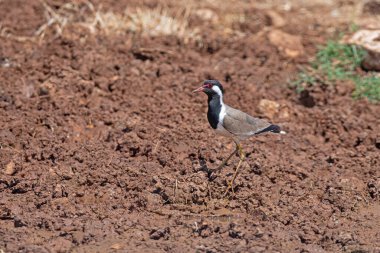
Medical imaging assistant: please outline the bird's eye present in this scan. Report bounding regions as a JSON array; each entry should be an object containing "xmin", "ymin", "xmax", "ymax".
[{"xmin": 204, "ymin": 83, "xmax": 212, "ymax": 89}]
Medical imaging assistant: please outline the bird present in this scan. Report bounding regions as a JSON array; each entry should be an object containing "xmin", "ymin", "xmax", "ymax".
[{"xmin": 193, "ymin": 80, "xmax": 285, "ymax": 196}]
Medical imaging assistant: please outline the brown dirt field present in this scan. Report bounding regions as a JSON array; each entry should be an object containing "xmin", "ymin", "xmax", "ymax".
[{"xmin": 1, "ymin": 0, "xmax": 379, "ymax": 252}]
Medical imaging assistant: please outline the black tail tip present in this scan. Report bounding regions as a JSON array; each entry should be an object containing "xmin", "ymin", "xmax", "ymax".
[
  {"xmin": 268, "ymin": 124, "xmax": 281, "ymax": 133},
  {"xmin": 255, "ymin": 124, "xmax": 281, "ymax": 135}
]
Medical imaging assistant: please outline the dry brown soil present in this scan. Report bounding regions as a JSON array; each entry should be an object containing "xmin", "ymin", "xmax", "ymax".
[{"xmin": 0, "ymin": 0, "xmax": 379, "ymax": 252}]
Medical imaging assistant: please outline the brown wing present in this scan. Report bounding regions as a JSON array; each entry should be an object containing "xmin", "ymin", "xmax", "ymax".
[{"xmin": 223, "ymin": 105, "xmax": 271, "ymax": 137}]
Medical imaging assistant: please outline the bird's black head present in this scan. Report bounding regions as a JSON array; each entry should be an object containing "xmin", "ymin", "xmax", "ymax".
[{"xmin": 193, "ymin": 80, "xmax": 224, "ymax": 97}]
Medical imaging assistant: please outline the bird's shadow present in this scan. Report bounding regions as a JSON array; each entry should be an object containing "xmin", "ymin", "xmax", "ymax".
[
  {"xmin": 189, "ymin": 153, "xmax": 216, "ymax": 181},
  {"xmin": 190, "ymin": 150, "xmax": 254, "ymax": 182},
  {"xmin": 198, "ymin": 157, "xmax": 216, "ymax": 181}
]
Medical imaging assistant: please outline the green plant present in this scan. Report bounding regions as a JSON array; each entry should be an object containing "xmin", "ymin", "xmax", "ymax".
[
  {"xmin": 314, "ymin": 41, "xmax": 365, "ymax": 80},
  {"xmin": 353, "ymin": 76, "xmax": 380, "ymax": 102},
  {"xmin": 349, "ymin": 22, "xmax": 359, "ymax": 33},
  {"xmin": 291, "ymin": 72, "xmax": 316, "ymax": 92},
  {"xmin": 292, "ymin": 39, "xmax": 380, "ymax": 102}
]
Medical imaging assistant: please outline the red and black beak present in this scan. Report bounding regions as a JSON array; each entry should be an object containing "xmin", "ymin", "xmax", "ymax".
[{"xmin": 192, "ymin": 85, "xmax": 205, "ymax": 93}]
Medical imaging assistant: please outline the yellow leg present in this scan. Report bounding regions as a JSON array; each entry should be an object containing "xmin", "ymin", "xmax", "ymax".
[
  {"xmin": 213, "ymin": 143, "xmax": 239, "ymax": 172},
  {"xmin": 224, "ymin": 144, "xmax": 245, "ymax": 197}
]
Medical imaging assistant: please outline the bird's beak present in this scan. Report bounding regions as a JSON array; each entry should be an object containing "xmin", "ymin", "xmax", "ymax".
[{"xmin": 192, "ymin": 86, "xmax": 204, "ymax": 93}]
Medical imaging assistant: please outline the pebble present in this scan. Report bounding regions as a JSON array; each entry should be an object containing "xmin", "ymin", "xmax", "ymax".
[{"xmin": 4, "ymin": 161, "xmax": 16, "ymax": 175}]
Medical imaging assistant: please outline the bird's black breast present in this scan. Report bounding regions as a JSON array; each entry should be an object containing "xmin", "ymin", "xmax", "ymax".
[{"xmin": 207, "ymin": 95, "xmax": 221, "ymax": 129}]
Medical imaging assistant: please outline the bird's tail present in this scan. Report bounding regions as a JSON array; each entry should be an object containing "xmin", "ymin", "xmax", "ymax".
[
  {"xmin": 270, "ymin": 125, "xmax": 286, "ymax": 134},
  {"xmin": 266, "ymin": 124, "xmax": 287, "ymax": 135},
  {"xmin": 255, "ymin": 124, "xmax": 279, "ymax": 135},
  {"xmin": 268, "ymin": 124, "xmax": 281, "ymax": 133},
  {"xmin": 255, "ymin": 124, "xmax": 287, "ymax": 135}
]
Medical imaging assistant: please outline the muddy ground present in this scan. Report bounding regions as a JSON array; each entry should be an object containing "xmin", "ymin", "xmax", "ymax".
[{"xmin": 0, "ymin": 0, "xmax": 379, "ymax": 252}]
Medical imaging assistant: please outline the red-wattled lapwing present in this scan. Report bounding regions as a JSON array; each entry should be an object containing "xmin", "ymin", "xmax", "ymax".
[{"xmin": 193, "ymin": 80, "xmax": 284, "ymax": 196}]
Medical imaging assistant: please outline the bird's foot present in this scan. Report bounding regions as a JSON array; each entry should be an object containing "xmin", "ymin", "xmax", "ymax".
[{"xmin": 208, "ymin": 163, "xmax": 226, "ymax": 181}]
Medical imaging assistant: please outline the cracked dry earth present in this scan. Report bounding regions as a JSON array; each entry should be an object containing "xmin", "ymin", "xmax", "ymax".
[{"xmin": 1, "ymin": 0, "xmax": 380, "ymax": 252}]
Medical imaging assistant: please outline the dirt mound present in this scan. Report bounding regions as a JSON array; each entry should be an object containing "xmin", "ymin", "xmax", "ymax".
[{"xmin": 1, "ymin": 0, "xmax": 379, "ymax": 252}]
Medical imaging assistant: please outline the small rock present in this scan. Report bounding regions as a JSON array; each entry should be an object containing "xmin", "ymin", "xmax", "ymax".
[
  {"xmin": 4, "ymin": 161, "xmax": 16, "ymax": 175},
  {"xmin": 268, "ymin": 30, "xmax": 305, "ymax": 58},
  {"xmin": 110, "ymin": 243, "xmax": 124, "ymax": 250},
  {"xmin": 363, "ymin": 1, "xmax": 380, "ymax": 15},
  {"xmin": 258, "ymin": 99, "xmax": 280, "ymax": 119},
  {"xmin": 368, "ymin": 179, "xmax": 380, "ymax": 199},
  {"xmin": 60, "ymin": 166, "xmax": 74, "ymax": 180},
  {"xmin": 346, "ymin": 30, "xmax": 380, "ymax": 71},
  {"xmin": 38, "ymin": 81, "xmax": 56, "ymax": 96},
  {"xmin": 336, "ymin": 232, "xmax": 353, "ymax": 246},
  {"xmin": 339, "ymin": 176, "xmax": 366, "ymax": 192},
  {"xmin": 75, "ymin": 190, "xmax": 84, "ymax": 197},
  {"xmin": 0, "ymin": 57, "xmax": 11, "ymax": 68},
  {"xmin": 0, "ymin": 206, "xmax": 12, "ymax": 219},
  {"xmin": 52, "ymin": 184, "xmax": 68, "ymax": 198},
  {"xmin": 228, "ymin": 223, "xmax": 244, "ymax": 239},
  {"xmin": 229, "ymin": 229, "xmax": 243, "ymax": 239},
  {"xmin": 14, "ymin": 98, "xmax": 23, "ymax": 108},
  {"xmin": 130, "ymin": 67, "xmax": 141, "ymax": 76},
  {"xmin": 195, "ymin": 8, "xmax": 219, "ymax": 22},
  {"xmin": 375, "ymin": 137, "xmax": 380, "ymax": 149},
  {"xmin": 14, "ymin": 217, "xmax": 27, "ymax": 228},
  {"xmin": 265, "ymin": 10, "xmax": 286, "ymax": 27},
  {"xmin": 149, "ymin": 227, "xmax": 170, "ymax": 240},
  {"xmin": 278, "ymin": 105, "xmax": 290, "ymax": 120},
  {"xmin": 362, "ymin": 51, "xmax": 380, "ymax": 71},
  {"xmin": 255, "ymin": 227, "xmax": 265, "ymax": 238},
  {"xmin": 299, "ymin": 233, "xmax": 313, "ymax": 244},
  {"xmin": 157, "ymin": 156, "xmax": 167, "ymax": 167}
]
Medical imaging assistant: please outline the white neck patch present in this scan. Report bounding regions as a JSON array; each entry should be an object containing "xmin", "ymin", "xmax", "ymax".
[
  {"xmin": 212, "ymin": 85, "xmax": 226, "ymax": 122},
  {"xmin": 212, "ymin": 85, "xmax": 223, "ymax": 97}
]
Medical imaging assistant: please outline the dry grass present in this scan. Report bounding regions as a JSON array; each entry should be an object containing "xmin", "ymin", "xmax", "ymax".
[
  {"xmin": 35, "ymin": 1, "xmax": 81, "ymax": 39},
  {"xmin": 0, "ymin": 1, "xmax": 84, "ymax": 42},
  {"xmin": 126, "ymin": 7, "xmax": 198, "ymax": 40},
  {"xmin": 0, "ymin": 0, "xmax": 260, "ymax": 43},
  {"xmin": 0, "ymin": 24, "xmax": 34, "ymax": 42},
  {"xmin": 0, "ymin": 0, "xmax": 371, "ymax": 43},
  {"xmin": 0, "ymin": 0, "xmax": 254, "ymax": 43},
  {"xmin": 0, "ymin": 1, "xmax": 200, "ymax": 43},
  {"xmin": 82, "ymin": 4, "xmax": 199, "ymax": 42}
]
